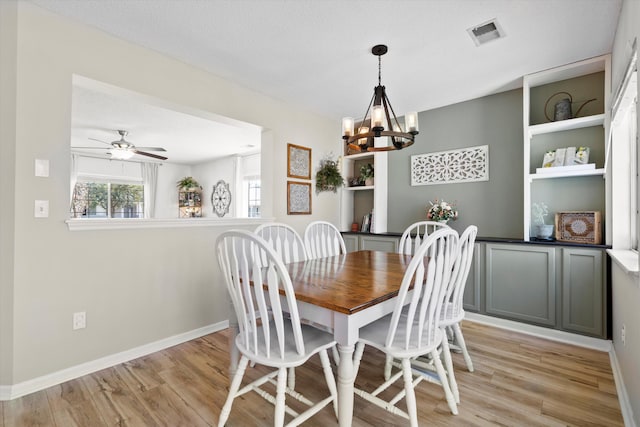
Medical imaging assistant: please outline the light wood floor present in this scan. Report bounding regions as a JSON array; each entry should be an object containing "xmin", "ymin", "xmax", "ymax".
[{"xmin": 1, "ymin": 322, "xmax": 624, "ymax": 426}]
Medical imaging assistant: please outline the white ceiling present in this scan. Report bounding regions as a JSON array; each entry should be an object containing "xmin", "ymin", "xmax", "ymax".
[{"xmin": 31, "ymin": 0, "xmax": 622, "ymax": 163}]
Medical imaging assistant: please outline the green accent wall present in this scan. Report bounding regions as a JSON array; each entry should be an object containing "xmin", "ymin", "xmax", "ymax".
[{"xmin": 388, "ymin": 89, "xmax": 524, "ymax": 238}]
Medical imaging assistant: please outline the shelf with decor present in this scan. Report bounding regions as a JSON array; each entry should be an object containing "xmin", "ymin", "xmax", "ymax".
[
  {"xmin": 339, "ymin": 150, "xmax": 388, "ymax": 233},
  {"xmin": 523, "ymin": 54, "xmax": 610, "ymax": 242},
  {"xmin": 178, "ymin": 190, "xmax": 202, "ymax": 218}
]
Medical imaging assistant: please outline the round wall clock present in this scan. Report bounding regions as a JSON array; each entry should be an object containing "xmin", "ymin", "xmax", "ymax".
[{"xmin": 211, "ymin": 180, "xmax": 231, "ymax": 217}]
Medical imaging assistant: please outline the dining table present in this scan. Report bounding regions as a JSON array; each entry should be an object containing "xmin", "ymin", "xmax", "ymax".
[{"xmin": 281, "ymin": 250, "xmax": 415, "ymax": 427}]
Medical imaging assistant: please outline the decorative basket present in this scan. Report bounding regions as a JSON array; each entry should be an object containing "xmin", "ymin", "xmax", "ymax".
[{"xmin": 554, "ymin": 211, "xmax": 602, "ymax": 244}]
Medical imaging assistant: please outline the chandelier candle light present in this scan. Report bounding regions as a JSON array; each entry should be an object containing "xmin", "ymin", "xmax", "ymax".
[{"xmin": 342, "ymin": 45, "xmax": 419, "ymax": 152}]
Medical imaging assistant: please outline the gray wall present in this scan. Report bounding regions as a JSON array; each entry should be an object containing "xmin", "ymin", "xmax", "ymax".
[{"xmin": 388, "ymin": 89, "xmax": 524, "ymax": 238}]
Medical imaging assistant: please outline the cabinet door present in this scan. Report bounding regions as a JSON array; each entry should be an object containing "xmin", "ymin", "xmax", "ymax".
[
  {"xmin": 463, "ymin": 243, "xmax": 482, "ymax": 312},
  {"xmin": 486, "ymin": 244, "xmax": 556, "ymax": 326},
  {"xmin": 359, "ymin": 235, "xmax": 398, "ymax": 253},
  {"xmin": 561, "ymin": 248, "xmax": 604, "ymax": 337},
  {"xmin": 342, "ymin": 234, "xmax": 359, "ymax": 253}
]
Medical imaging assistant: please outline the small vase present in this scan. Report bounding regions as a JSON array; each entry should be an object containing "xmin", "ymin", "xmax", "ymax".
[
  {"xmin": 438, "ymin": 220, "xmax": 449, "ymax": 224},
  {"xmin": 365, "ymin": 177, "xmax": 374, "ymax": 186}
]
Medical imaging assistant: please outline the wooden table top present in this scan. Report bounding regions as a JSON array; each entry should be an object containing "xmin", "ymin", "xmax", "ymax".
[{"xmin": 284, "ymin": 250, "xmax": 416, "ymax": 315}]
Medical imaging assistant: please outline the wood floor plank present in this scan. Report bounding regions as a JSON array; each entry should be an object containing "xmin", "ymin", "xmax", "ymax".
[
  {"xmin": 45, "ymin": 378, "xmax": 92, "ymax": 413},
  {"xmin": 137, "ymin": 383, "xmax": 209, "ymax": 426},
  {"xmin": 83, "ymin": 367, "xmax": 161, "ymax": 426},
  {"xmin": 3, "ymin": 390, "xmax": 55, "ymax": 427},
  {"xmin": 0, "ymin": 321, "xmax": 624, "ymax": 427},
  {"xmin": 50, "ymin": 400, "xmax": 106, "ymax": 427}
]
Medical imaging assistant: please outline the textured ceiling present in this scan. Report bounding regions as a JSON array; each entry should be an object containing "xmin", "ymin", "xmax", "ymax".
[{"xmin": 29, "ymin": 0, "xmax": 622, "ymax": 163}]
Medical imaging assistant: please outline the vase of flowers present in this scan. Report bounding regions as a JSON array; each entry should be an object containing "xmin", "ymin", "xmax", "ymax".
[{"xmin": 427, "ymin": 199, "xmax": 458, "ymax": 223}]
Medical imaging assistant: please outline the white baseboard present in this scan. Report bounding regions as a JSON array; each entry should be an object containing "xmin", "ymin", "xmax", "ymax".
[
  {"xmin": 610, "ymin": 348, "xmax": 638, "ymax": 427},
  {"xmin": 465, "ymin": 312, "xmax": 612, "ymax": 352},
  {"xmin": 0, "ymin": 320, "xmax": 228, "ymax": 401}
]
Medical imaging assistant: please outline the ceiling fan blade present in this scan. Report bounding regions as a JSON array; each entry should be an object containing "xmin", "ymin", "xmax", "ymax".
[
  {"xmin": 72, "ymin": 146, "xmax": 110, "ymax": 149},
  {"xmin": 133, "ymin": 147, "xmax": 167, "ymax": 152},
  {"xmin": 88, "ymin": 138, "xmax": 113, "ymax": 146},
  {"xmin": 134, "ymin": 150, "xmax": 168, "ymax": 160}
]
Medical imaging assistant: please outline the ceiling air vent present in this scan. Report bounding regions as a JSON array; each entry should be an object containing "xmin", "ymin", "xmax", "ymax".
[{"xmin": 467, "ymin": 19, "xmax": 505, "ymax": 46}]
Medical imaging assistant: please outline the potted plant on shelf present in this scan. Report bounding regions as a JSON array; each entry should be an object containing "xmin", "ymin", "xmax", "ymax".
[
  {"xmin": 176, "ymin": 176, "xmax": 201, "ymax": 191},
  {"xmin": 532, "ymin": 202, "xmax": 554, "ymax": 240},
  {"xmin": 360, "ymin": 163, "xmax": 374, "ymax": 186},
  {"xmin": 315, "ymin": 157, "xmax": 344, "ymax": 194}
]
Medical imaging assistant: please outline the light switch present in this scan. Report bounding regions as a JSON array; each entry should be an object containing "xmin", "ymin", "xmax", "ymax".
[
  {"xmin": 35, "ymin": 159, "xmax": 49, "ymax": 177},
  {"xmin": 34, "ymin": 200, "xmax": 49, "ymax": 218}
]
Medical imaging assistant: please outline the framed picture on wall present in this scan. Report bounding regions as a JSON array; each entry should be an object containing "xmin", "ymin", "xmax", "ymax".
[
  {"xmin": 287, "ymin": 181, "xmax": 312, "ymax": 215},
  {"xmin": 287, "ymin": 143, "xmax": 312, "ymax": 180}
]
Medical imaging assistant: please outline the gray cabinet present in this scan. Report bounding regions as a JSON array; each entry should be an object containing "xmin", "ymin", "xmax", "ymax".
[
  {"xmin": 342, "ymin": 233, "xmax": 399, "ymax": 253},
  {"xmin": 561, "ymin": 248, "xmax": 604, "ymax": 336},
  {"xmin": 462, "ymin": 243, "xmax": 482, "ymax": 312},
  {"xmin": 343, "ymin": 234, "xmax": 359, "ymax": 253},
  {"xmin": 359, "ymin": 235, "xmax": 398, "ymax": 252},
  {"xmin": 485, "ymin": 244, "xmax": 556, "ymax": 326},
  {"xmin": 463, "ymin": 241, "xmax": 608, "ymax": 338}
]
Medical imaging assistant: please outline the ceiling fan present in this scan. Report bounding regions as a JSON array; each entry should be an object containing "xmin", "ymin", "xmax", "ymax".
[{"xmin": 73, "ymin": 130, "xmax": 168, "ymax": 160}]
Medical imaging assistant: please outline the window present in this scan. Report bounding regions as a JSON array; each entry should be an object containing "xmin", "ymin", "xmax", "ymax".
[
  {"xmin": 611, "ymin": 62, "xmax": 638, "ymax": 251},
  {"xmin": 71, "ymin": 180, "xmax": 144, "ymax": 218},
  {"xmin": 247, "ymin": 179, "xmax": 261, "ymax": 218}
]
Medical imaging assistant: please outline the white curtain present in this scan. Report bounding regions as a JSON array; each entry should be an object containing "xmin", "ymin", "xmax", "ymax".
[
  {"xmin": 69, "ymin": 153, "xmax": 79, "ymax": 214},
  {"xmin": 142, "ymin": 162, "xmax": 159, "ymax": 218}
]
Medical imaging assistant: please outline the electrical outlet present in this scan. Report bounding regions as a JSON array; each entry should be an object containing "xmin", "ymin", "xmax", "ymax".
[
  {"xmin": 73, "ymin": 311, "xmax": 86, "ymax": 330},
  {"xmin": 621, "ymin": 324, "xmax": 626, "ymax": 346}
]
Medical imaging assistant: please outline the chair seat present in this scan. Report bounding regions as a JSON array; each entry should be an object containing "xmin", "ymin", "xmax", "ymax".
[
  {"xmin": 236, "ymin": 321, "xmax": 336, "ymax": 368},
  {"xmin": 358, "ymin": 309, "xmax": 444, "ymax": 360}
]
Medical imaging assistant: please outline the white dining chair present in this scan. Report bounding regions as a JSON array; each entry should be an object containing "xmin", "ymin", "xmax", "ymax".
[
  {"xmin": 255, "ymin": 223, "xmax": 308, "ymax": 263},
  {"xmin": 352, "ymin": 228, "xmax": 460, "ymax": 425},
  {"xmin": 400, "ymin": 225, "xmax": 477, "ymax": 409},
  {"xmin": 216, "ymin": 230, "xmax": 338, "ymax": 427},
  {"xmin": 255, "ymin": 222, "xmax": 310, "ymax": 388},
  {"xmin": 398, "ymin": 220, "xmax": 450, "ymax": 255},
  {"xmin": 303, "ymin": 221, "xmax": 347, "ymax": 260},
  {"xmin": 439, "ymin": 225, "xmax": 478, "ymax": 372},
  {"xmin": 384, "ymin": 219, "xmax": 452, "ymax": 380}
]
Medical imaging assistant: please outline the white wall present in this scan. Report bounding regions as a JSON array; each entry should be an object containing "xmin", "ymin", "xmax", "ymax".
[
  {"xmin": 0, "ymin": 0, "xmax": 18, "ymax": 388},
  {"xmin": 0, "ymin": 1, "xmax": 339, "ymax": 389},
  {"xmin": 611, "ymin": 0, "xmax": 640, "ymax": 423},
  {"xmin": 192, "ymin": 157, "xmax": 236, "ymax": 218}
]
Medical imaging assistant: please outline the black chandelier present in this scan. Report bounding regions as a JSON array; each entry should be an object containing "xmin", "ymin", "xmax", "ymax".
[{"xmin": 342, "ymin": 44, "xmax": 419, "ymax": 152}]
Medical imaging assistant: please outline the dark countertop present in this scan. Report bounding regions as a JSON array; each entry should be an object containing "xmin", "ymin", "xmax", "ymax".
[{"xmin": 341, "ymin": 231, "xmax": 611, "ymax": 249}]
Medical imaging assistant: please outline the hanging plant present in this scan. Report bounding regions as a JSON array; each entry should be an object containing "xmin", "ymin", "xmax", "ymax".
[{"xmin": 315, "ymin": 156, "xmax": 344, "ymax": 194}]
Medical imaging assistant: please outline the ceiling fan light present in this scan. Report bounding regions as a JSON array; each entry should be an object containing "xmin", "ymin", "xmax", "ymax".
[{"xmin": 111, "ymin": 149, "xmax": 134, "ymax": 160}]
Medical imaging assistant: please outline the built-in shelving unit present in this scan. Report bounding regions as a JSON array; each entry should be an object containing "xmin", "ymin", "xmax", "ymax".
[
  {"xmin": 339, "ymin": 150, "xmax": 388, "ymax": 233},
  {"xmin": 523, "ymin": 54, "xmax": 611, "ymax": 241},
  {"xmin": 179, "ymin": 190, "xmax": 202, "ymax": 218}
]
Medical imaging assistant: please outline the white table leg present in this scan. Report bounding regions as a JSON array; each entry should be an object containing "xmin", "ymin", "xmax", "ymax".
[{"xmin": 337, "ymin": 343, "xmax": 355, "ymax": 427}]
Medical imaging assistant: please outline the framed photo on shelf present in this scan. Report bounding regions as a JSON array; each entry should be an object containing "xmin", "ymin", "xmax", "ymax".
[
  {"xmin": 287, "ymin": 181, "xmax": 312, "ymax": 215},
  {"xmin": 287, "ymin": 143, "xmax": 312, "ymax": 180}
]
